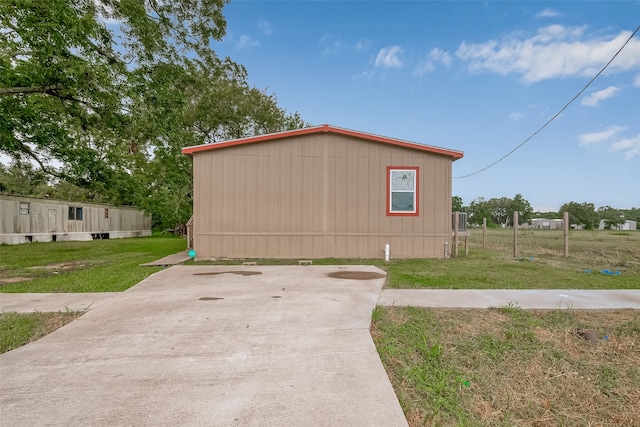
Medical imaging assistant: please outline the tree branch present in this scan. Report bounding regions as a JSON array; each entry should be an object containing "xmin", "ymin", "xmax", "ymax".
[
  {"xmin": 19, "ymin": 144, "xmax": 63, "ymax": 179},
  {"xmin": 7, "ymin": 51, "xmax": 32, "ymax": 61},
  {"xmin": 0, "ymin": 84, "xmax": 99, "ymax": 111},
  {"xmin": 0, "ymin": 84, "xmax": 63, "ymax": 96},
  {"xmin": 85, "ymin": 37, "xmax": 121, "ymax": 65},
  {"xmin": 47, "ymin": 90, "xmax": 94, "ymax": 108}
]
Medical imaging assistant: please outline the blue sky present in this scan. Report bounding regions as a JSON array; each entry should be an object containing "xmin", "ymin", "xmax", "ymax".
[{"xmin": 213, "ymin": 1, "xmax": 640, "ymax": 212}]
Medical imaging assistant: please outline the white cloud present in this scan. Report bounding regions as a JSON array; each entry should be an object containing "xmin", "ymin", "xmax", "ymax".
[
  {"xmin": 610, "ymin": 134, "xmax": 640, "ymax": 159},
  {"xmin": 413, "ymin": 61, "xmax": 434, "ymax": 78},
  {"xmin": 353, "ymin": 70, "xmax": 374, "ymax": 81},
  {"xmin": 633, "ymin": 73, "xmax": 640, "ymax": 87},
  {"xmin": 236, "ymin": 35, "xmax": 259, "ymax": 49},
  {"xmin": 581, "ymin": 86, "xmax": 620, "ymax": 107},
  {"xmin": 354, "ymin": 40, "xmax": 372, "ymax": 52},
  {"xmin": 579, "ymin": 125, "xmax": 625, "ymax": 145},
  {"xmin": 413, "ymin": 48, "xmax": 451, "ymax": 77},
  {"xmin": 320, "ymin": 34, "xmax": 371, "ymax": 54},
  {"xmin": 536, "ymin": 9, "xmax": 559, "ymax": 18},
  {"xmin": 430, "ymin": 47, "xmax": 452, "ymax": 66},
  {"xmin": 319, "ymin": 34, "xmax": 344, "ymax": 54},
  {"xmin": 509, "ymin": 111, "xmax": 526, "ymax": 121},
  {"xmin": 375, "ymin": 45, "xmax": 404, "ymax": 69},
  {"xmin": 258, "ymin": 20, "xmax": 272, "ymax": 36},
  {"xmin": 580, "ymin": 126, "xmax": 639, "ymax": 159},
  {"xmin": 457, "ymin": 25, "xmax": 640, "ymax": 83}
]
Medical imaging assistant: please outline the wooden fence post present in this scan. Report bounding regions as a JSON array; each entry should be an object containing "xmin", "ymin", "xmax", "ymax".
[
  {"xmin": 465, "ymin": 236, "xmax": 469, "ymax": 257},
  {"xmin": 563, "ymin": 211, "xmax": 569, "ymax": 257},
  {"xmin": 454, "ymin": 211, "xmax": 459, "ymax": 257},
  {"xmin": 513, "ymin": 211, "xmax": 519, "ymax": 259},
  {"xmin": 482, "ymin": 218, "xmax": 486, "ymax": 247}
]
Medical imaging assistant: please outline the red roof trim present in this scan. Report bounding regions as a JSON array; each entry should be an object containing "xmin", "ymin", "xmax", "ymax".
[{"xmin": 182, "ymin": 124, "xmax": 463, "ymax": 160}]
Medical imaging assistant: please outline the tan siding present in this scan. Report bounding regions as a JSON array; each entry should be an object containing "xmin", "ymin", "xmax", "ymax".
[{"xmin": 192, "ymin": 132, "xmax": 456, "ymax": 259}]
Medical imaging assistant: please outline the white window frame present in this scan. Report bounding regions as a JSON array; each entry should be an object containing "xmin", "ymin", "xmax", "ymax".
[
  {"xmin": 387, "ymin": 167, "xmax": 419, "ymax": 216},
  {"xmin": 19, "ymin": 202, "xmax": 31, "ymax": 215}
]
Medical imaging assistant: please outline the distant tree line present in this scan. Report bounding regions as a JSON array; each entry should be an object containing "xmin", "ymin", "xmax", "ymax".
[{"xmin": 453, "ymin": 195, "xmax": 639, "ymax": 230}]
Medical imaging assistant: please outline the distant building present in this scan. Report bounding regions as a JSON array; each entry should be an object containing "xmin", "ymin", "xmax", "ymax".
[
  {"xmin": 530, "ymin": 218, "xmax": 564, "ymax": 230},
  {"xmin": 598, "ymin": 219, "xmax": 637, "ymax": 231},
  {"xmin": 0, "ymin": 195, "xmax": 151, "ymax": 245}
]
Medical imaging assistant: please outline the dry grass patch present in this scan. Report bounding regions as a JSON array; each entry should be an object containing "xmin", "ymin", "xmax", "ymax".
[
  {"xmin": 473, "ymin": 229, "xmax": 640, "ymax": 273},
  {"xmin": 372, "ymin": 306, "xmax": 640, "ymax": 426}
]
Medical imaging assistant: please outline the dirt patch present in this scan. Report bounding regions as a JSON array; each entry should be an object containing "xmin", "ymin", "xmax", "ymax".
[
  {"xmin": 193, "ymin": 271, "xmax": 262, "ymax": 276},
  {"xmin": 0, "ymin": 277, "xmax": 31, "ymax": 285},
  {"xmin": 29, "ymin": 262, "xmax": 87, "ymax": 270},
  {"xmin": 327, "ymin": 271, "xmax": 386, "ymax": 280}
]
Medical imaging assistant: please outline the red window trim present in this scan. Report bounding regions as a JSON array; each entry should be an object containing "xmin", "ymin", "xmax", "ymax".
[{"xmin": 386, "ymin": 166, "xmax": 419, "ymax": 216}]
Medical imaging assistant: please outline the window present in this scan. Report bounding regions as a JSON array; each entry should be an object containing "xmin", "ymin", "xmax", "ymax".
[
  {"xmin": 387, "ymin": 167, "xmax": 419, "ymax": 216},
  {"xmin": 68, "ymin": 206, "xmax": 83, "ymax": 220},
  {"xmin": 104, "ymin": 208, "xmax": 109, "ymax": 219},
  {"xmin": 19, "ymin": 202, "xmax": 31, "ymax": 215}
]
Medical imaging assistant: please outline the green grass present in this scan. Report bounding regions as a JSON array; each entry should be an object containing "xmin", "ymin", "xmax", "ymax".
[
  {"xmin": 3, "ymin": 230, "xmax": 637, "ymax": 292},
  {"xmin": 384, "ymin": 247, "xmax": 640, "ymax": 289},
  {"xmin": 0, "ymin": 234, "xmax": 185, "ymax": 292},
  {"xmin": 0, "ymin": 309, "xmax": 84, "ymax": 353},
  {"xmin": 371, "ymin": 306, "xmax": 640, "ymax": 426},
  {"xmin": 190, "ymin": 229, "xmax": 640, "ymax": 289},
  {"xmin": 385, "ymin": 229, "xmax": 640, "ymax": 289}
]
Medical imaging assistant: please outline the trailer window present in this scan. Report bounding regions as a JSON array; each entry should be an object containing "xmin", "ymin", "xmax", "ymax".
[
  {"xmin": 19, "ymin": 202, "xmax": 31, "ymax": 215},
  {"xmin": 69, "ymin": 206, "xmax": 83, "ymax": 220}
]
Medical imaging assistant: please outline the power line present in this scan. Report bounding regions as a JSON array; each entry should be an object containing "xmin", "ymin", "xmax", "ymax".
[
  {"xmin": 410, "ymin": 1, "xmax": 485, "ymax": 113},
  {"xmin": 412, "ymin": 1, "xmax": 511, "ymax": 114},
  {"xmin": 454, "ymin": 24, "xmax": 640, "ymax": 179},
  {"xmin": 397, "ymin": 1, "xmax": 511, "ymax": 133},
  {"xmin": 409, "ymin": 0, "xmax": 466, "ymax": 95}
]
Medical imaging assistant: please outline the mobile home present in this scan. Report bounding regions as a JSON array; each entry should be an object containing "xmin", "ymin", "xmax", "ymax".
[
  {"xmin": 182, "ymin": 124, "xmax": 463, "ymax": 259},
  {"xmin": 0, "ymin": 195, "xmax": 151, "ymax": 245}
]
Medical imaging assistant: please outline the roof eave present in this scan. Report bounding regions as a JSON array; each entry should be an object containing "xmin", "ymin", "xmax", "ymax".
[{"xmin": 181, "ymin": 124, "xmax": 464, "ymax": 160}]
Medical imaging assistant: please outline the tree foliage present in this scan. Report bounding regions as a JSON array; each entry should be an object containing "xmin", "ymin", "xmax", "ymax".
[
  {"xmin": 452, "ymin": 196, "xmax": 464, "ymax": 213},
  {"xmin": 559, "ymin": 201, "xmax": 598, "ymax": 230},
  {"xmin": 465, "ymin": 194, "xmax": 533, "ymax": 226},
  {"xmin": 1, "ymin": 0, "xmax": 308, "ymax": 229},
  {"xmin": 456, "ymin": 194, "xmax": 636, "ymax": 230},
  {"xmin": 597, "ymin": 206, "xmax": 625, "ymax": 230}
]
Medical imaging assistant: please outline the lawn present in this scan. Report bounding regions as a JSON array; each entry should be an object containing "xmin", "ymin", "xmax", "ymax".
[
  {"xmin": 189, "ymin": 229, "xmax": 640, "ymax": 289},
  {"xmin": 1, "ymin": 230, "xmax": 638, "ymax": 424},
  {"xmin": 0, "ymin": 234, "xmax": 185, "ymax": 293},
  {"xmin": 372, "ymin": 305, "xmax": 640, "ymax": 426},
  {"xmin": 0, "ymin": 309, "xmax": 85, "ymax": 353}
]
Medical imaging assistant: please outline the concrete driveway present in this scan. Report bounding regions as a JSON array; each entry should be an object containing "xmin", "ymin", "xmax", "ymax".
[{"xmin": 0, "ymin": 265, "xmax": 407, "ymax": 426}]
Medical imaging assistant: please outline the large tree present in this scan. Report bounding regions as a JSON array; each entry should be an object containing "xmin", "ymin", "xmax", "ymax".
[
  {"xmin": 509, "ymin": 193, "xmax": 534, "ymax": 225},
  {"xmin": 1, "ymin": 0, "xmax": 308, "ymax": 229},
  {"xmin": 559, "ymin": 201, "xmax": 598, "ymax": 230},
  {"xmin": 1, "ymin": 0, "xmax": 227, "ymax": 170},
  {"xmin": 467, "ymin": 197, "xmax": 492, "ymax": 226},
  {"xmin": 598, "ymin": 206, "xmax": 625, "ymax": 230}
]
